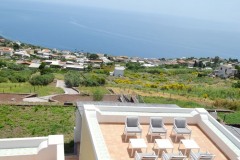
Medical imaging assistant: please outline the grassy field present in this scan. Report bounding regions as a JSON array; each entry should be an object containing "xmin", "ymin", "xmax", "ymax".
[
  {"xmin": 0, "ymin": 82, "xmax": 64, "ymax": 96},
  {"xmin": 218, "ymin": 111, "xmax": 240, "ymax": 124},
  {"xmin": 0, "ymin": 105, "xmax": 75, "ymax": 153},
  {"xmin": 143, "ymin": 96, "xmax": 240, "ymax": 123},
  {"xmin": 142, "ymin": 96, "xmax": 210, "ymax": 108},
  {"xmin": 78, "ymin": 86, "xmax": 110, "ymax": 95},
  {"xmin": 107, "ymin": 67, "xmax": 240, "ymax": 123},
  {"xmin": 109, "ymin": 68, "xmax": 239, "ymax": 106}
]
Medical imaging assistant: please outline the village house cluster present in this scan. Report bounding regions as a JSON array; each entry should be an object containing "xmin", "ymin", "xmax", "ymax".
[{"xmin": 0, "ymin": 39, "xmax": 239, "ymax": 78}]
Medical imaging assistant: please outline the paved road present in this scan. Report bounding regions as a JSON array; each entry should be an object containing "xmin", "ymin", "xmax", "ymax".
[{"xmin": 56, "ymin": 80, "xmax": 79, "ymax": 94}]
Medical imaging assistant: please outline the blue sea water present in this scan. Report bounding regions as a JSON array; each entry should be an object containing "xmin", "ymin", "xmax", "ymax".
[{"xmin": 0, "ymin": 0, "xmax": 240, "ymax": 59}]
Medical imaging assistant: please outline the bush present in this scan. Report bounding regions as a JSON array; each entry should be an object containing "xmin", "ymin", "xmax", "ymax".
[
  {"xmin": 64, "ymin": 72, "xmax": 106, "ymax": 87},
  {"xmin": 93, "ymin": 89, "xmax": 104, "ymax": 101},
  {"xmin": 126, "ymin": 62, "xmax": 144, "ymax": 70},
  {"xmin": 83, "ymin": 75, "xmax": 105, "ymax": 86},
  {"xmin": 197, "ymin": 72, "xmax": 207, "ymax": 77},
  {"xmin": 213, "ymin": 99, "xmax": 240, "ymax": 111},
  {"xmin": 232, "ymin": 81, "xmax": 240, "ymax": 88},
  {"xmin": 0, "ymin": 77, "xmax": 8, "ymax": 83},
  {"xmin": 40, "ymin": 68, "xmax": 53, "ymax": 75},
  {"xmin": 29, "ymin": 74, "xmax": 54, "ymax": 86},
  {"xmin": 15, "ymin": 74, "xmax": 28, "ymax": 82},
  {"xmin": 0, "ymin": 60, "xmax": 7, "ymax": 68},
  {"xmin": 0, "ymin": 68, "xmax": 34, "ymax": 83},
  {"xmin": 7, "ymin": 72, "xmax": 31, "ymax": 83},
  {"xmin": 8, "ymin": 76, "xmax": 18, "ymax": 83},
  {"xmin": 7, "ymin": 63, "xmax": 25, "ymax": 71},
  {"xmin": 64, "ymin": 71, "xmax": 81, "ymax": 87},
  {"xmin": 93, "ymin": 69, "xmax": 109, "ymax": 75}
]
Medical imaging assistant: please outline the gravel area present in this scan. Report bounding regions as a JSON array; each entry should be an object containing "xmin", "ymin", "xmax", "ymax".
[{"xmin": 0, "ymin": 93, "xmax": 31, "ymax": 103}]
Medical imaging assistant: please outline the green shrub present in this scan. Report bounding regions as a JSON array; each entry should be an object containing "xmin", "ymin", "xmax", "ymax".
[
  {"xmin": 0, "ymin": 77, "xmax": 8, "ymax": 83},
  {"xmin": 0, "ymin": 60, "xmax": 7, "ymax": 68},
  {"xmin": 93, "ymin": 89, "xmax": 104, "ymax": 101},
  {"xmin": 64, "ymin": 71, "xmax": 81, "ymax": 87},
  {"xmin": 7, "ymin": 63, "xmax": 25, "ymax": 71},
  {"xmin": 126, "ymin": 62, "xmax": 144, "ymax": 70},
  {"xmin": 8, "ymin": 76, "xmax": 18, "ymax": 83},
  {"xmin": 93, "ymin": 69, "xmax": 109, "ymax": 75},
  {"xmin": 40, "ymin": 68, "xmax": 53, "ymax": 75},
  {"xmin": 232, "ymin": 81, "xmax": 240, "ymax": 88},
  {"xmin": 14, "ymin": 74, "xmax": 28, "ymax": 82},
  {"xmin": 197, "ymin": 72, "xmax": 207, "ymax": 77},
  {"xmin": 82, "ymin": 75, "xmax": 106, "ymax": 86},
  {"xmin": 213, "ymin": 99, "xmax": 240, "ymax": 111},
  {"xmin": 0, "ymin": 69, "xmax": 33, "ymax": 82},
  {"xmin": 64, "ymin": 72, "xmax": 106, "ymax": 88},
  {"xmin": 29, "ymin": 74, "xmax": 54, "ymax": 86}
]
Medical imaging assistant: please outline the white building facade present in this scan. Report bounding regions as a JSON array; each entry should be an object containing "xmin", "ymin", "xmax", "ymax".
[
  {"xmin": 113, "ymin": 66, "xmax": 125, "ymax": 77},
  {"xmin": 215, "ymin": 64, "xmax": 238, "ymax": 78}
]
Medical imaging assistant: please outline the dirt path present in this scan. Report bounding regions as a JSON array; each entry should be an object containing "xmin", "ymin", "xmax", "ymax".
[{"xmin": 108, "ymin": 87, "xmax": 213, "ymax": 106}]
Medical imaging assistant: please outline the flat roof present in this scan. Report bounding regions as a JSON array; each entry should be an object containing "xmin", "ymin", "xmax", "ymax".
[
  {"xmin": 77, "ymin": 104, "xmax": 240, "ymax": 160},
  {"xmin": 100, "ymin": 123, "xmax": 227, "ymax": 160},
  {"xmin": 114, "ymin": 66, "xmax": 125, "ymax": 70},
  {"xmin": 77, "ymin": 102, "xmax": 180, "ymax": 108},
  {"xmin": 29, "ymin": 63, "xmax": 41, "ymax": 68}
]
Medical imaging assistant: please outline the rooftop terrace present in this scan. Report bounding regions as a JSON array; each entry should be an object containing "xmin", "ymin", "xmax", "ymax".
[
  {"xmin": 76, "ymin": 103, "xmax": 240, "ymax": 160},
  {"xmin": 100, "ymin": 123, "xmax": 227, "ymax": 160}
]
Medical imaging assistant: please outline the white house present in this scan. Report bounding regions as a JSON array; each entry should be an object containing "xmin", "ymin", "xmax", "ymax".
[
  {"xmin": 142, "ymin": 63, "xmax": 156, "ymax": 67},
  {"xmin": 215, "ymin": 64, "xmax": 237, "ymax": 78},
  {"xmin": 14, "ymin": 50, "xmax": 30, "ymax": 58},
  {"xmin": 0, "ymin": 135, "xmax": 64, "ymax": 160},
  {"xmin": 0, "ymin": 47, "xmax": 14, "ymax": 56},
  {"xmin": 29, "ymin": 63, "xmax": 41, "ymax": 69},
  {"xmin": 113, "ymin": 66, "xmax": 125, "ymax": 77},
  {"xmin": 65, "ymin": 64, "xmax": 85, "ymax": 71},
  {"xmin": 100, "ymin": 57, "xmax": 112, "ymax": 64}
]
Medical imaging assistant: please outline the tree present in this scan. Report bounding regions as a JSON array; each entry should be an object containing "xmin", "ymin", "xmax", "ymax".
[
  {"xmin": 193, "ymin": 61, "xmax": 198, "ymax": 67},
  {"xmin": 39, "ymin": 62, "xmax": 46, "ymax": 70},
  {"xmin": 12, "ymin": 43, "xmax": 20, "ymax": 51},
  {"xmin": 126, "ymin": 62, "xmax": 144, "ymax": 70},
  {"xmin": 40, "ymin": 68, "xmax": 53, "ymax": 75},
  {"xmin": 213, "ymin": 56, "xmax": 220, "ymax": 64},
  {"xmin": 89, "ymin": 54, "xmax": 99, "ymax": 60},
  {"xmin": 198, "ymin": 61, "xmax": 204, "ymax": 68},
  {"xmin": 229, "ymin": 58, "xmax": 238, "ymax": 63},
  {"xmin": 86, "ymin": 64, "xmax": 92, "ymax": 72},
  {"xmin": 234, "ymin": 65, "xmax": 240, "ymax": 79}
]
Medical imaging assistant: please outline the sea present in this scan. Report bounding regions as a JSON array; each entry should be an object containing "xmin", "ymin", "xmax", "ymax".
[{"xmin": 0, "ymin": 0, "xmax": 240, "ymax": 59}]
